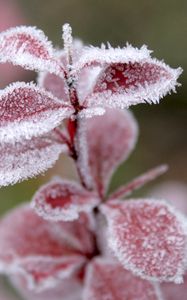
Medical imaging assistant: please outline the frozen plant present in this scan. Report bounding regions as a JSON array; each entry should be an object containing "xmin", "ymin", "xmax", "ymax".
[
  {"xmin": 148, "ymin": 181, "xmax": 187, "ymax": 300},
  {"xmin": 0, "ymin": 23, "xmax": 185, "ymax": 300}
]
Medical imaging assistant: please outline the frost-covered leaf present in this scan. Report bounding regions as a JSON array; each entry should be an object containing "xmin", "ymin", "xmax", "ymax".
[
  {"xmin": 37, "ymin": 50, "xmax": 70, "ymax": 102},
  {"xmin": 32, "ymin": 178, "xmax": 99, "ymax": 221},
  {"xmin": 78, "ymin": 107, "xmax": 105, "ymax": 119},
  {"xmin": 0, "ymin": 26, "xmax": 63, "ymax": 75},
  {"xmin": 79, "ymin": 47, "xmax": 182, "ymax": 109},
  {"xmin": 86, "ymin": 108, "xmax": 138, "ymax": 197},
  {"xmin": 12, "ymin": 275, "xmax": 82, "ymax": 300},
  {"xmin": 0, "ymin": 133, "xmax": 66, "ymax": 187},
  {"xmin": 77, "ymin": 65, "xmax": 102, "ymax": 102},
  {"xmin": 0, "ymin": 205, "xmax": 90, "ymax": 290},
  {"xmin": 83, "ymin": 258, "xmax": 163, "ymax": 300},
  {"xmin": 101, "ymin": 199, "xmax": 187, "ymax": 283},
  {"xmin": 74, "ymin": 44, "xmax": 151, "ymax": 73},
  {"xmin": 161, "ymin": 273, "xmax": 187, "ymax": 300},
  {"xmin": 0, "ymin": 82, "xmax": 74, "ymax": 143},
  {"xmin": 38, "ymin": 72, "xmax": 69, "ymax": 103}
]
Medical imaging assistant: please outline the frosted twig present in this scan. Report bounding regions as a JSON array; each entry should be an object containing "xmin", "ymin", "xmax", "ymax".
[
  {"xmin": 109, "ymin": 164, "xmax": 168, "ymax": 200},
  {"xmin": 62, "ymin": 23, "xmax": 73, "ymax": 66}
]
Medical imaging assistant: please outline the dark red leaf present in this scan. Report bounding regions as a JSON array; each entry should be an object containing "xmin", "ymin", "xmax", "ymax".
[
  {"xmin": 32, "ymin": 178, "xmax": 99, "ymax": 221},
  {"xmin": 0, "ymin": 82, "xmax": 74, "ymax": 143}
]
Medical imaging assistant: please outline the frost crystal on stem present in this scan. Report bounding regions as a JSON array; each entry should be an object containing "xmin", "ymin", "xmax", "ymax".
[{"xmin": 0, "ymin": 23, "xmax": 185, "ymax": 300}]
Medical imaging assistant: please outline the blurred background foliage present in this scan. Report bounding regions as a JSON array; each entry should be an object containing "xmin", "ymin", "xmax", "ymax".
[{"xmin": 0, "ymin": 0, "xmax": 187, "ymax": 216}]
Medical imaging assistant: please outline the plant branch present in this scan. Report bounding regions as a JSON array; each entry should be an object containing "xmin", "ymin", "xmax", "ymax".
[{"xmin": 108, "ymin": 164, "xmax": 168, "ymax": 200}]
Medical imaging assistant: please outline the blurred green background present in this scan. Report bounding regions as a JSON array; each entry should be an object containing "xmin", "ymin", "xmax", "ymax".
[{"xmin": 0, "ymin": 0, "xmax": 187, "ymax": 217}]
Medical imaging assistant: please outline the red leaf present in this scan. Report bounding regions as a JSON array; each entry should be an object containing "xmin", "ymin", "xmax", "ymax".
[
  {"xmin": 32, "ymin": 178, "xmax": 99, "ymax": 221},
  {"xmin": 0, "ymin": 205, "xmax": 93, "ymax": 290},
  {"xmin": 83, "ymin": 258, "xmax": 162, "ymax": 300},
  {"xmin": 101, "ymin": 199, "xmax": 187, "ymax": 283},
  {"xmin": 12, "ymin": 275, "xmax": 82, "ymax": 300},
  {"xmin": 86, "ymin": 108, "xmax": 138, "ymax": 197},
  {"xmin": 0, "ymin": 26, "xmax": 63, "ymax": 75},
  {"xmin": 73, "ymin": 45, "xmax": 181, "ymax": 109},
  {"xmin": 75, "ymin": 46, "xmax": 182, "ymax": 108},
  {"xmin": 89, "ymin": 60, "xmax": 181, "ymax": 109},
  {"xmin": 0, "ymin": 82, "xmax": 74, "ymax": 143},
  {"xmin": 0, "ymin": 133, "xmax": 66, "ymax": 187}
]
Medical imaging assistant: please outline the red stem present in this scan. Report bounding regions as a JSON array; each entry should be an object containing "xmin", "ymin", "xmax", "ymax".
[{"xmin": 108, "ymin": 164, "xmax": 168, "ymax": 200}]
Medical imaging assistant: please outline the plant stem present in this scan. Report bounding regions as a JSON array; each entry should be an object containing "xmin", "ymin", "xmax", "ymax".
[
  {"xmin": 108, "ymin": 164, "xmax": 168, "ymax": 200},
  {"xmin": 62, "ymin": 24, "xmax": 92, "ymax": 190}
]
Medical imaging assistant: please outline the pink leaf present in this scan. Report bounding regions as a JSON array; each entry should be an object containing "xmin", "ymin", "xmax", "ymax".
[
  {"xmin": 101, "ymin": 199, "xmax": 187, "ymax": 283},
  {"xmin": 83, "ymin": 258, "xmax": 163, "ymax": 300},
  {"xmin": 37, "ymin": 50, "xmax": 70, "ymax": 103},
  {"xmin": 0, "ymin": 133, "xmax": 66, "ymax": 187},
  {"xmin": 46, "ymin": 212, "xmax": 95, "ymax": 256},
  {"xmin": 32, "ymin": 178, "xmax": 99, "ymax": 221},
  {"xmin": 76, "ymin": 46, "xmax": 182, "ymax": 109},
  {"xmin": 86, "ymin": 108, "xmax": 138, "ymax": 197},
  {"xmin": 0, "ymin": 82, "xmax": 74, "ymax": 143},
  {"xmin": 0, "ymin": 205, "xmax": 92, "ymax": 290},
  {"xmin": 38, "ymin": 72, "xmax": 70, "ymax": 103},
  {"xmin": 77, "ymin": 65, "xmax": 102, "ymax": 102},
  {"xmin": 12, "ymin": 275, "xmax": 82, "ymax": 300},
  {"xmin": 0, "ymin": 26, "xmax": 63, "ymax": 75},
  {"xmin": 161, "ymin": 273, "xmax": 187, "ymax": 300}
]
